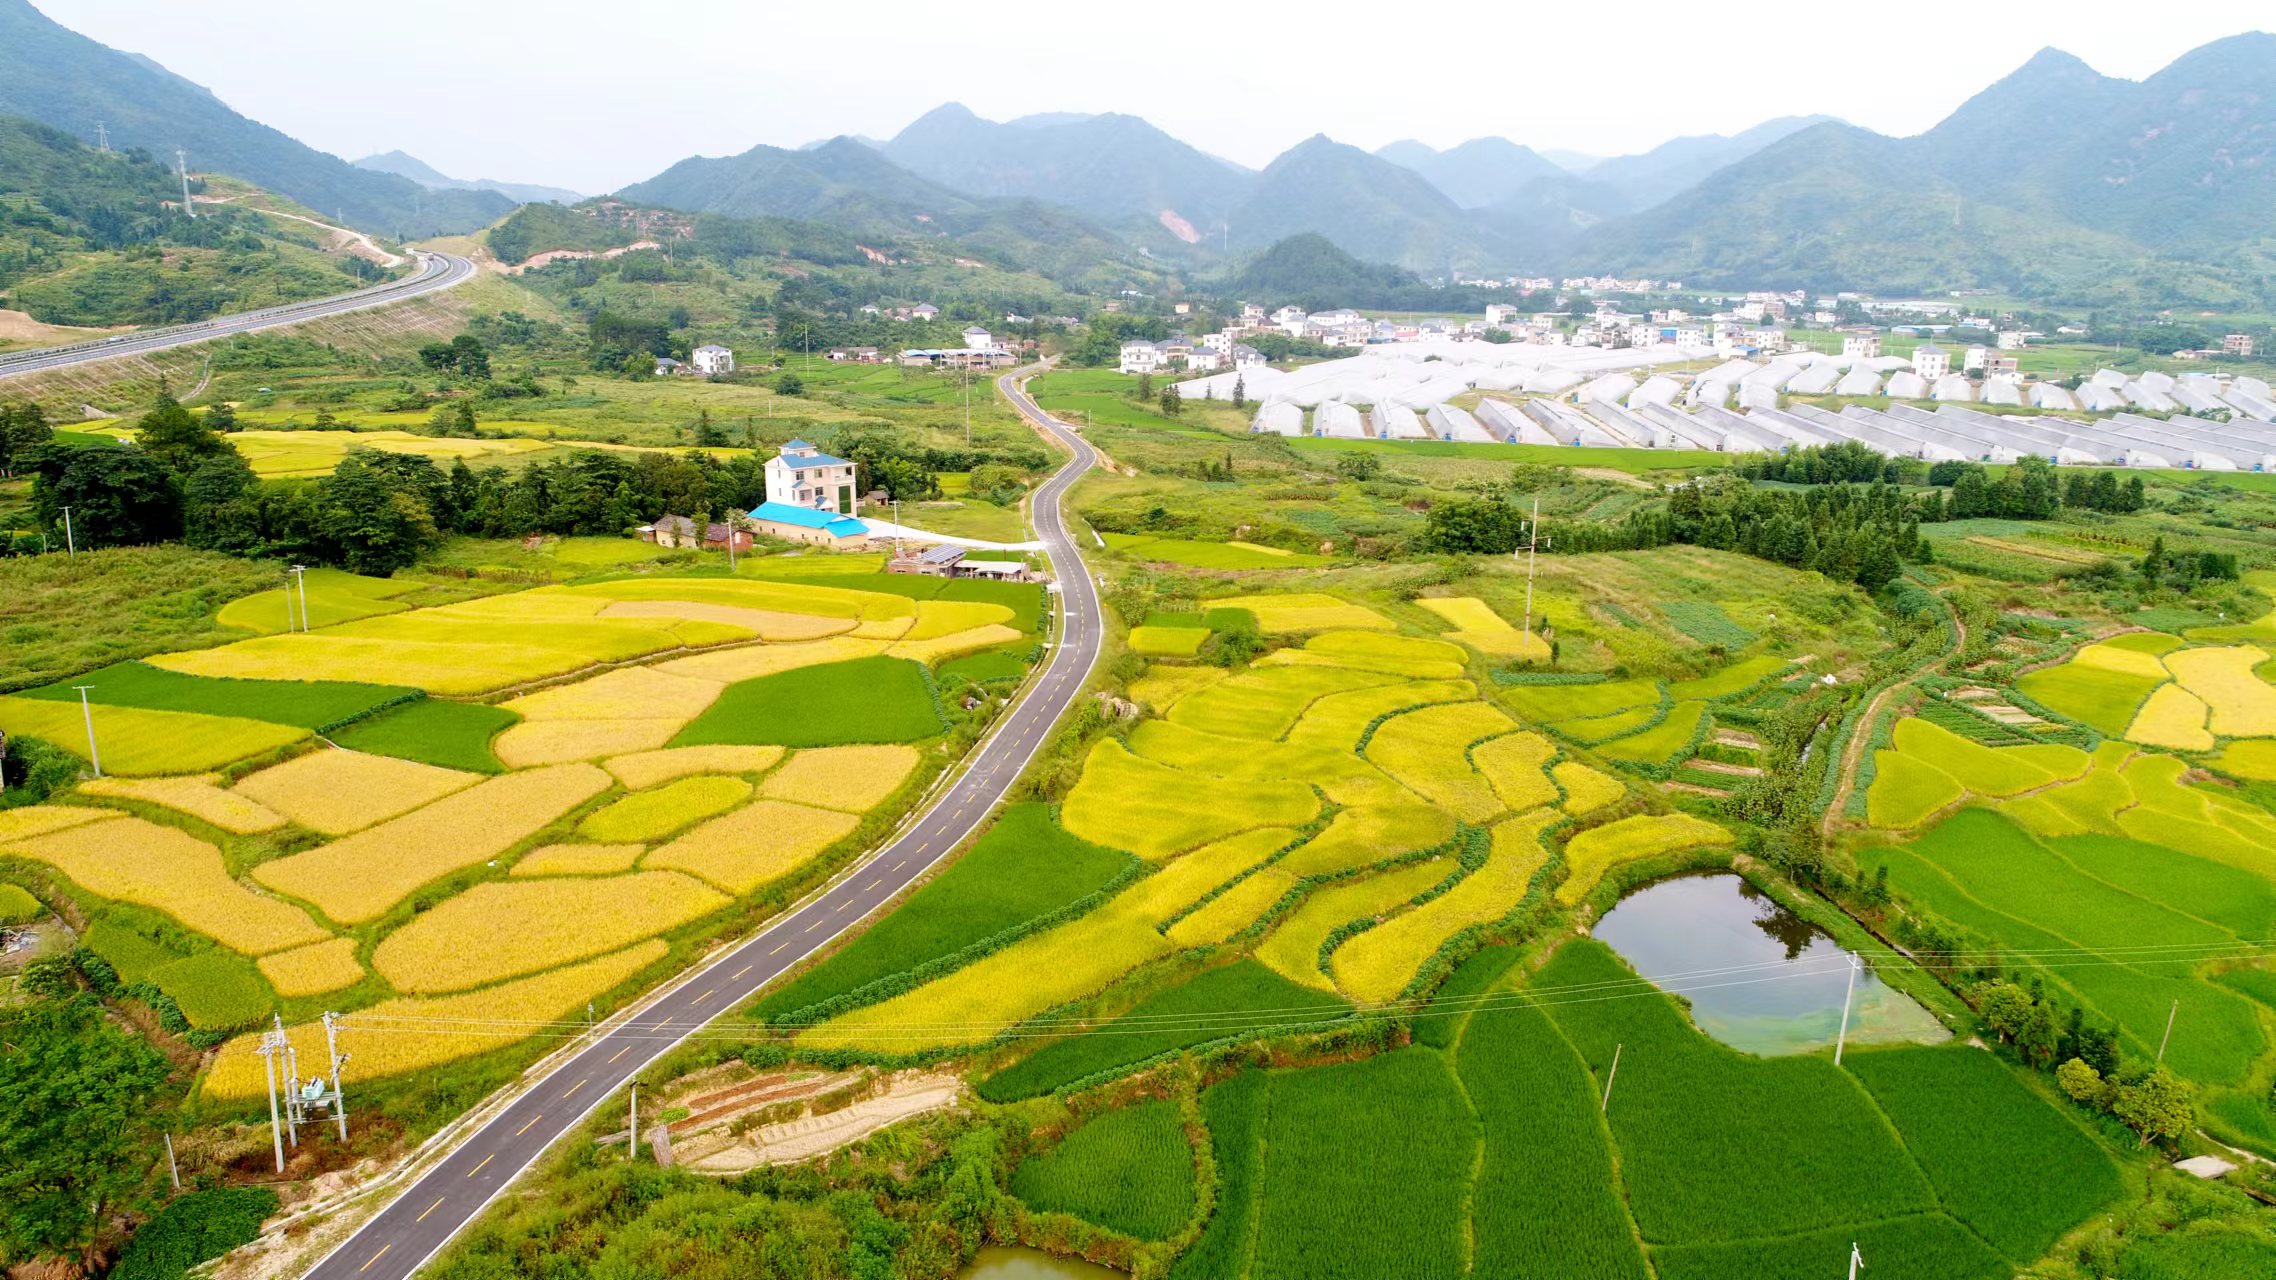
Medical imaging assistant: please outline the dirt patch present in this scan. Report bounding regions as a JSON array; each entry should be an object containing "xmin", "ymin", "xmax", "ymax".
[
  {"xmin": 1689, "ymin": 759, "xmax": 1762, "ymax": 777},
  {"xmin": 1575, "ymin": 466, "xmax": 1653, "ymax": 489},
  {"xmin": 1662, "ymin": 780, "xmax": 1728, "ymax": 797},
  {"xmin": 677, "ymin": 1071, "xmax": 961, "ymax": 1172},
  {"xmin": 1712, "ymin": 729, "xmax": 1760, "ymax": 750},
  {"xmin": 0, "ymin": 308, "xmax": 120, "ymax": 344}
]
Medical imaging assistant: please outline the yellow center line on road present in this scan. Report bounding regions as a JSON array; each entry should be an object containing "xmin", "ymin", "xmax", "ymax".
[
  {"xmin": 836, "ymin": 899, "xmax": 852, "ymax": 912},
  {"xmin": 465, "ymin": 1152, "xmax": 494, "ymax": 1178},
  {"xmin": 359, "ymin": 1244, "xmax": 392, "ymax": 1273},
  {"xmin": 769, "ymin": 941, "xmax": 790, "ymax": 955},
  {"xmin": 607, "ymin": 1044, "xmax": 632, "ymax": 1064},
  {"xmin": 415, "ymin": 1197, "xmax": 445, "ymax": 1223},
  {"xmin": 692, "ymin": 989, "xmax": 714, "ymax": 1004},
  {"xmin": 731, "ymin": 965, "xmax": 751, "ymax": 979},
  {"xmin": 560, "ymin": 1077, "xmax": 587, "ymax": 1101},
  {"xmin": 866, "ymin": 878, "xmax": 883, "ymax": 890},
  {"xmin": 515, "ymin": 1113, "xmax": 543, "ymax": 1136}
]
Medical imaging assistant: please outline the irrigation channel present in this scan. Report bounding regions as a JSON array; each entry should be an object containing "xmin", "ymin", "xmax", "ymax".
[{"xmin": 1593, "ymin": 873, "xmax": 1947, "ymax": 1056}]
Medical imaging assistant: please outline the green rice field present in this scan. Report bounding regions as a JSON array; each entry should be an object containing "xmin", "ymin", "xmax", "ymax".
[
  {"xmin": 1010, "ymin": 1099, "xmax": 1197, "ymax": 1240},
  {"xmin": 756, "ymin": 805, "xmax": 1131, "ymax": 1022},
  {"xmin": 673, "ymin": 655, "xmax": 944, "ymax": 747},
  {"xmin": 329, "ymin": 698, "xmax": 517, "ymax": 772}
]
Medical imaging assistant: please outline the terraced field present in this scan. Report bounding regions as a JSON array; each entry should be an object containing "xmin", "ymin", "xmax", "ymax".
[{"xmin": 0, "ymin": 566, "xmax": 1036, "ymax": 1100}]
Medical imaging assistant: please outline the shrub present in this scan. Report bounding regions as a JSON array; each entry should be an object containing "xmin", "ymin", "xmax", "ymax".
[{"xmin": 111, "ymin": 1187, "xmax": 281, "ymax": 1280}]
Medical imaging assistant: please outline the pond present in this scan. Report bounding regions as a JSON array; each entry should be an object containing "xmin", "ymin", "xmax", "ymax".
[
  {"xmin": 1592, "ymin": 872, "xmax": 1948, "ymax": 1056},
  {"xmin": 959, "ymin": 1246, "xmax": 1125, "ymax": 1280}
]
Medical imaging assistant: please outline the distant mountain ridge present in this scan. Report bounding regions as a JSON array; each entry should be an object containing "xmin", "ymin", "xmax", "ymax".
[
  {"xmin": 0, "ymin": 0, "xmax": 509, "ymax": 236},
  {"xmin": 879, "ymin": 103, "xmax": 1251, "ymax": 230},
  {"xmin": 353, "ymin": 150, "xmax": 582, "ymax": 206},
  {"xmin": 1577, "ymin": 34, "xmax": 2276, "ymax": 305}
]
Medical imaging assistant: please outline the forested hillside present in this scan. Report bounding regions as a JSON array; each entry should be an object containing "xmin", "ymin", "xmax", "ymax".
[
  {"xmin": 0, "ymin": 117, "xmax": 390, "ymax": 326},
  {"xmin": 0, "ymin": 0, "xmax": 509, "ymax": 236}
]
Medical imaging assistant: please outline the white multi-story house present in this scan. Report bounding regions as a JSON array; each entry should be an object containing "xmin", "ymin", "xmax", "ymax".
[
  {"xmin": 1240, "ymin": 304, "xmax": 1267, "ymax": 325},
  {"xmin": 1232, "ymin": 344, "xmax": 1266, "ymax": 369},
  {"xmin": 690, "ymin": 344, "xmax": 735, "ymax": 376},
  {"xmin": 1963, "ymin": 344, "xmax": 1988, "ymax": 372},
  {"xmin": 1272, "ymin": 305, "xmax": 1308, "ymax": 329},
  {"xmin": 1996, "ymin": 330, "xmax": 2029, "ymax": 350},
  {"xmin": 763, "ymin": 440, "xmax": 860, "ymax": 516},
  {"xmin": 1118, "ymin": 340, "xmax": 1163, "ymax": 374},
  {"xmin": 1627, "ymin": 323, "xmax": 1663, "ymax": 348},
  {"xmin": 961, "ymin": 326, "xmax": 993, "ymax": 351},
  {"xmin": 1842, "ymin": 332, "xmax": 1882, "ymax": 359},
  {"xmin": 1673, "ymin": 327, "xmax": 1712, "ymax": 354},
  {"xmin": 1748, "ymin": 328, "xmax": 1790, "ymax": 354},
  {"xmin": 1912, "ymin": 344, "xmax": 1951, "ymax": 379},
  {"xmin": 1202, "ymin": 331, "xmax": 1234, "ymax": 354},
  {"xmin": 1184, "ymin": 347, "xmax": 1225, "ymax": 372},
  {"xmin": 2226, "ymin": 333, "xmax": 2256, "ymax": 357},
  {"xmin": 1485, "ymin": 303, "xmax": 1521, "ymax": 327}
]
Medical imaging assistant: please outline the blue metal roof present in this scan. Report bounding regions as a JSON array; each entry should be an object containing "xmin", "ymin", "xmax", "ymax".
[
  {"xmin": 783, "ymin": 438, "xmax": 813, "ymax": 449},
  {"xmin": 750, "ymin": 502, "xmax": 868, "ymax": 536},
  {"xmin": 777, "ymin": 450, "xmax": 851, "ymax": 468}
]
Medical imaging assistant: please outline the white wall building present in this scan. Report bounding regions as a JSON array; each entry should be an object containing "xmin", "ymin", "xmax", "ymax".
[
  {"xmin": 691, "ymin": 344, "xmax": 735, "ymax": 376},
  {"xmin": 1119, "ymin": 340, "xmax": 1163, "ymax": 374},
  {"xmin": 1842, "ymin": 333, "xmax": 1882, "ymax": 359},
  {"xmin": 763, "ymin": 440, "xmax": 860, "ymax": 515},
  {"xmin": 1912, "ymin": 344, "xmax": 1951, "ymax": 380}
]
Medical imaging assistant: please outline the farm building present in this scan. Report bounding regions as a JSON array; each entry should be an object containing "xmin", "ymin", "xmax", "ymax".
[{"xmin": 743, "ymin": 502, "xmax": 872, "ymax": 548}]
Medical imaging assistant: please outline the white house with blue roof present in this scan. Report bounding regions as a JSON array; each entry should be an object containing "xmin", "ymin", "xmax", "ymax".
[
  {"xmin": 765, "ymin": 439, "xmax": 860, "ymax": 515},
  {"xmin": 749, "ymin": 440, "xmax": 869, "ymax": 548}
]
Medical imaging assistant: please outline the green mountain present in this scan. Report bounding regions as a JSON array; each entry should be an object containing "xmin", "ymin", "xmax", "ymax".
[
  {"xmin": 1374, "ymin": 137, "xmax": 1568, "ymax": 208},
  {"xmin": 352, "ymin": 150, "xmax": 582, "ymax": 207},
  {"xmin": 0, "ymin": 0, "xmax": 510, "ymax": 236},
  {"xmin": 1221, "ymin": 233, "xmax": 1493, "ymax": 311},
  {"xmin": 615, "ymin": 138, "xmax": 1182, "ymax": 293},
  {"xmin": 1574, "ymin": 36, "xmax": 2276, "ymax": 306},
  {"xmin": 0, "ymin": 116, "xmax": 392, "ymax": 326},
  {"xmin": 1228, "ymin": 136, "xmax": 1513, "ymax": 275},
  {"xmin": 1583, "ymin": 116, "xmax": 1839, "ymax": 210},
  {"xmin": 880, "ymin": 104, "xmax": 1250, "ymax": 230}
]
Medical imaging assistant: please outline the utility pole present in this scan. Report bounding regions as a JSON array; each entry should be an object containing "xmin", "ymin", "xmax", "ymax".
[
  {"xmin": 2157, "ymin": 999, "xmax": 2179, "ymax": 1063},
  {"xmin": 1519, "ymin": 495, "xmax": 1551, "ymax": 638},
  {"xmin": 176, "ymin": 149, "xmax": 194, "ymax": 218},
  {"xmin": 963, "ymin": 366, "xmax": 972, "ymax": 445},
  {"xmin": 94, "ymin": 120, "xmax": 109, "ymax": 153},
  {"xmin": 256, "ymin": 1019, "xmax": 288, "ymax": 1172},
  {"xmin": 1834, "ymin": 953, "xmax": 1859, "ymax": 1066},
  {"xmin": 627, "ymin": 1080, "xmax": 639, "ymax": 1161},
  {"xmin": 726, "ymin": 510, "xmax": 742, "ymax": 571},
  {"xmin": 322, "ymin": 1011, "xmax": 350, "ymax": 1141},
  {"xmin": 289, "ymin": 565, "xmax": 310, "ymax": 632},
  {"xmin": 1848, "ymin": 1241, "xmax": 1864, "ymax": 1279},
  {"xmin": 59, "ymin": 505, "xmax": 76, "ymax": 556},
  {"xmin": 1600, "ymin": 1042, "xmax": 1622, "ymax": 1113},
  {"xmin": 72, "ymin": 686, "xmax": 102, "ymax": 778},
  {"xmin": 164, "ymin": 1133, "xmax": 180, "ymax": 1191},
  {"xmin": 890, "ymin": 498, "xmax": 902, "ymax": 559}
]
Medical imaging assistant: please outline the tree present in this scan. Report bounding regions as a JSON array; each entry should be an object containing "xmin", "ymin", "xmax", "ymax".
[
  {"xmin": 133, "ymin": 391, "xmax": 231, "ymax": 475},
  {"xmin": 1135, "ymin": 371, "xmax": 1154, "ymax": 402},
  {"xmin": 2056, "ymin": 1058, "xmax": 2106, "ymax": 1105},
  {"xmin": 26, "ymin": 443, "xmax": 183, "ymax": 546},
  {"xmin": 2017, "ymin": 1000, "xmax": 2061, "ymax": 1068},
  {"xmin": 2123, "ymin": 474, "xmax": 2146, "ymax": 513},
  {"xmin": 773, "ymin": 372, "xmax": 805, "ymax": 397},
  {"xmin": 0, "ymin": 402, "xmax": 55, "ymax": 476},
  {"xmin": 202, "ymin": 400, "xmax": 238, "ymax": 432},
  {"xmin": 1336, "ymin": 452, "xmax": 1382, "ymax": 481},
  {"xmin": 1231, "ymin": 375, "xmax": 1247, "ymax": 410},
  {"xmin": 1160, "ymin": 384, "xmax": 1182, "ymax": 418},
  {"xmin": 2087, "ymin": 469, "xmax": 2121, "ymax": 512},
  {"xmin": 692, "ymin": 408, "xmax": 728, "ymax": 448},
  {"xmin": 0, "ymin": 995, "xmax": 172, "ymax": 1262},
  {"xmin": 2111, "ymin": 1068, "xmax": 2194, "ymax": 1147},
  {"xmin": 312, "ymin": 449, "xmax": 441, "ymax": 574},
  {"xmin": 1975, "ymin": 981, "xmax": 2033, "ymax": 1042}
]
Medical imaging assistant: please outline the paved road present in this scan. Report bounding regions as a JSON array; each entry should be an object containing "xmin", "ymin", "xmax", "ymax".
[
  {"xmin": 0, "ymin": 251, "xmax": 475, "ymax": 380},
  {"xmin": 300, "ymin": 368, "xmax": 1100, "ymax": 1280}
]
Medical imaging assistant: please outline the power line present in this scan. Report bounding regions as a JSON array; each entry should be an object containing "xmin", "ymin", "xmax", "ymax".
[{"xmin": 212, "ymin": 937, "xmax": 2276, "ymax": 1060}]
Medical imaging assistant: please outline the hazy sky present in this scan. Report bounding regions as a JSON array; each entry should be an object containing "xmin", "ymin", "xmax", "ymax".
[{"xmin": 32, "ymin": 0, "xmax": 2274, "ymax": 195}]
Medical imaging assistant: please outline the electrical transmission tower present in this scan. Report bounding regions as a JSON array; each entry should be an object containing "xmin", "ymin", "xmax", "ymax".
[
  {"xmin": 254, "ymin": 1013, "xmax": 352, "ymax": 1171},
  {"xmin": 94, "ymin": 120, "xmax": 109, "ymax": 153},
  {"xmin": 175, "ymin": 149, "xmax": 195, "ymax": 218},
  {"xmin": 1517, "ymin": 495, "xmax": 1552, "ymax": 639}
]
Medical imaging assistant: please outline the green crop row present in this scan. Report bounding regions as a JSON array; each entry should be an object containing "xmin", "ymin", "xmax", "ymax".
[{"xmin": 1011, "ymin": 1099, "xmax": 1197, "ymax": 1241}]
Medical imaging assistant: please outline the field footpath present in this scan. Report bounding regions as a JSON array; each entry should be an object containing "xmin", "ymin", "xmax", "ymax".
[{"xmin": 1823, "ymin": 600, "xmax": 1970, "ymax": 835}]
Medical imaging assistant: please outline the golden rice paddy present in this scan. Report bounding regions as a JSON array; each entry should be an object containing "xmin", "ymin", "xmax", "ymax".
[
  {"xmin": 77, "ymin": 775, "xmax": 285, "ymax": 834},
  {"xmin": 256, "ymin": 938, "xmax": 366, "ymax": 997},
  {"xmin": 232, "ymin": 749, "xmax": 481, "ymax": 835},
  {"xmin": 643, "ymin": 799, "xmax": 859, "ymax": 894},
  {"xmin": 372, "ymin": 871, "xmax": 728, "ymax": 993},
  {"xmin": 758, "ymin": 745, "xmax": 921, "ymax": 812},
  {"xmin": 603, "ymin": 744, "xmax": 785, "ymax": 791},
  {"xmin": 6, "ymin": 816, "xmax": 326, "ymax": 954},
  {"xmin": 253, "ymin": 764, "xmax": 613, "ymax": 923}
]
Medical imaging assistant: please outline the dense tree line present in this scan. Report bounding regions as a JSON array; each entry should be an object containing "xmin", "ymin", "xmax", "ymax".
[
  {"xmin": 1736, "ymin": 441, "xmax": 1917, "ymax": 486},
  {"xmin": 3, "ymin": 394, "xmax": 1047, "ymax": 571},
  {"xmin": 1426, "ymin": 476, "xmax": 1927, "ymax": 592}
]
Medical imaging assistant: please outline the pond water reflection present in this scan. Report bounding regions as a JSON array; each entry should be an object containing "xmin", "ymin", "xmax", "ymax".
[{"xmin": 1592, "ymin": 872, "xmax": 1948, "ymax": 1056}]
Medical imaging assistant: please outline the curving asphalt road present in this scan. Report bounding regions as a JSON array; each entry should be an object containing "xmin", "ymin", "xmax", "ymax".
[
  {"xmin": 0, "ymin": 251, "xmax": 476, "ymax": 380},
  {"xmin": 297, "ymin": 367, "xmax": 1100, "ymax": 1280}
]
